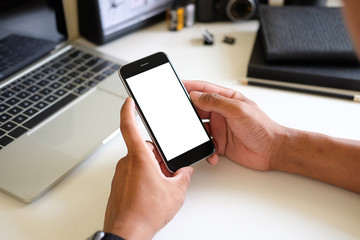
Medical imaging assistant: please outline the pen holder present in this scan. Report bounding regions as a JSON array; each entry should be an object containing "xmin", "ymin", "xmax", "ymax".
[{"xmin": 167, "ymin": 0, "xmax": 195, "ymax": 31}]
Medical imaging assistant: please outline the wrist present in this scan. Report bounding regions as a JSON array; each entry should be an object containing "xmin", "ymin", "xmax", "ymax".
[
  {"xmin": 270, "ymin": 127, "xmax": 325, "ymax": 174},
  {"xmin": 269, "ymin": 126, "xmax": 296, "ymax": 171},
  {"xmin": 104, "ymin": 217, "xmax": 157, "ymax": 240}
]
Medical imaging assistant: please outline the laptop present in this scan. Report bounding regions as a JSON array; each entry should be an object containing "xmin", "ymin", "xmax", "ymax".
[{"xmin": 0, "ymin": 0, "xmax": 129, "ymax": 202}]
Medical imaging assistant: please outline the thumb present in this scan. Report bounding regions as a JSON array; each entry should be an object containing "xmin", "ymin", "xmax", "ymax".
[
  {"xmin": 190, "ymin": 91, "xmax": 240, "ymax": 119},
  {"xmin": 172, "ymin": 166, "xmax": 194, "ymax": 192}
]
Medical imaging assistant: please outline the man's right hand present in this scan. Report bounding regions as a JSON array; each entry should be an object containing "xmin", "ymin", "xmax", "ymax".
[
  {"xmin": 184, "ymin": 80, "xmax": 360, "ymax": 193},
  {"xmin": 184, "ymin": 80, "xmax": 285, "ymax": 171}
]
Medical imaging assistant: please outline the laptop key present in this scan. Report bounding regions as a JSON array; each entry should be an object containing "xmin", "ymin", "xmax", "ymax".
[
  {"xmin": 55, "ymin": 89, "xmax": 66, "ymax": 96},
  {"xmin": 12, "ymin": 114, "xmax": 28, "ymax": 124},
  {"xmin": 91, "ymin": 61, "xmax": 110, "ymax": 72},
  {"xmin": 19, "ymin": 100, "xmax": 33, "ymax": 108},
  {"xmin": 23, "ymin": 79, "xmax": 35, "ymax": 85},
  {"xmin": 0, "ymin": 113, "xmax": 12, "ymax": 122},
  {"xmin": 65, "ymin": 64, "xmax": 75, "ymax": 70},
  {"xmin": 74, "ymin": 58, "xmax": 85, "ymax": 64},
  {"xmin": 16, "ymin": 91, "xmax": 30, "ymax": 99},
  {"xmin": 49, "ymin": 82, "xmax": 61, "ymax": 89},
  {"xmin": 8, "ymin": 106, "xmax": 22, "ymax": 115},
  {"xmin": 65, "ymin": 83, "xmax": 76, "ymax": 90},
  {"xmin": 111, "ymin": 64, "xmax": 121, "ymax": 70},
  {"xmin": 77, "ymin": 66, "xmax": 87, "ymax": 72},
  {"xmin": 69, "ymin": 50, "xmax": 81, "ymax": 58},
  {"xmin": 0, "ymin": 103, "xmax": 10, "ymax": 111},
  {"xmin": 42, "ymin": 68, "xmax": 55, "ymax": 74},
  {"xmin": 69, "ymin": 71, "xmax": 79, "ymax": 77},
  {"xmin": 60, "ymin": 77, "xmax": 70, "ymax": 83},
  {"xmin": 86, "ymin": 58, "xmax": 101, "ymax": 66},
  {"xmin": 86, "ymin": 80, "xmax": 97, "ymax": 87},
  {"xmin": 39, "ymin": 88, "xmax": 52, "ymax": 95},
  {"xmin": 0, "ymin": 135, "xmax": 13, "ymax": 147},
  {"xmin": 28, "ymin": 86, "xmax": 40, "ymax": 93},
  {"xmin": 82, "ymin": 72, "xmax": 93, "ymax": 79},
  {"xmin": 73, "ymin": 78, "xmax": 85, "ymax": 85},
  {"xmin": 95, "ymin": 75, "xmax": 105, "ymax": 81},
  {"xmin": 34, "ymin": 102, "xmax": 48, "ymax": 110},
  {"xmin": 56, "ymin": 69, "xmax": 67, "ymax": 75},
  {"xmin": 60, "ymin": 57, "xmax": 71, "ymax": 63},
  {"xmin": 5, "ymin": 97, "xmax": 20, "ymax": 105},
  {"xmin": 44, "ymin": 95, "xmax": 58, "ymax": 103},
  {"xmin": 9, "ymin": 126, "xmax": 27, "ymax": 138},
  {"xmin": 1, "ymin": 121, "xmax": 17, "ymax": 132},
  {"xmin": 33, "ymin": 73, "xmax": 45, "ymax": 80},
  {"xmin": 29, "ymin": 94, "xmax": 42, "ymax": 101},
  {"xmin": 1, "ymin": 90, "xmax": 15, "ymax": 98},
  {"xmin": 37, "ymin": 80, "xmax": 49, "ymax": 87},
  {"xmin": 51, "ymin": 63, "xmax": 62, "ymax": 68},
  {"xmin": 74, "ymin": 86, "xmax": 88, "ymax": 94},
  {"xmin": 12, "ymin": 85, "xmax": 25, "ymax": 92},
  {"xmin": 48, "ymin": 74, "xmax": 58, "ymax": 81},
  {"xmin": 103, "ymin": 69, "xmax": 115, "ymax": 76},
  {"xmin": 23, "ymin": 108, "xmax": 38, "ymax": 117}
]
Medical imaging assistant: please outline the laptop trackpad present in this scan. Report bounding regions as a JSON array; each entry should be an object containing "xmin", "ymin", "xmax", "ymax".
[{"xmin": 29, "ymin": 89, "xmax": 125, "ymax": 159}]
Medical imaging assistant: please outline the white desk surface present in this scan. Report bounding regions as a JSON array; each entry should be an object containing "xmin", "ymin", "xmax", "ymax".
[{"xmin": 1, "ymin": 20, "xmax": 360, "ymax": 240}]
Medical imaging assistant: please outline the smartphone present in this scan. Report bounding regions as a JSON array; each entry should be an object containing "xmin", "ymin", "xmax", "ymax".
[{"xmin": 118, "ymin": 52, "xmax": 215, "ymax": 172}]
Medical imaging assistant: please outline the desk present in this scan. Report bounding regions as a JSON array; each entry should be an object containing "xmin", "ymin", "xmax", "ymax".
[{"xmin": 1, "ymin": 19, "xmax": 360, "ymax": 240}]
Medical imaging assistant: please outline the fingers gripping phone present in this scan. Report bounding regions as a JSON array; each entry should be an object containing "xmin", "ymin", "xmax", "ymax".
[{"xmin": 118, "ymin": 52, "xmax": 215, "ymax": 172}]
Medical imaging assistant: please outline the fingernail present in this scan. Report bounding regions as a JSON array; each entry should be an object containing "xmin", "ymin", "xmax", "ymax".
[
  {"xmin": 189, "ymin": 167, "xmax": 194, "ymax": 176},
  {"xmin": 190, "ymin": 91, "xmax": 202, "ymax": 101}
]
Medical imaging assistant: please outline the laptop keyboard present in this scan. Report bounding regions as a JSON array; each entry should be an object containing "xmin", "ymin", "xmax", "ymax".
[
  {"xmin": 0, "ymin": 34, "xmax": 56, "ymax": 81},
  {"xmin": 0, "ymin": 47, "xmax": 120, "ymax": 150}
]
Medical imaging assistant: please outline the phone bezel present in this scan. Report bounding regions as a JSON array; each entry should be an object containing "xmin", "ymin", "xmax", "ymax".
[{"xmin": 118, "ymin": 52, "xmax": 215, "ymax": 172}]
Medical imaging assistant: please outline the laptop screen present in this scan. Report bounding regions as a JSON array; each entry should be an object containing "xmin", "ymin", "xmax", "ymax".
[
  {"xmin": 0, "ymin": 0, "xmax": 67, "ymax": 83},
  {"xmin": 0, "ymin": 0, "xmax": 66, "ymax": 43}
]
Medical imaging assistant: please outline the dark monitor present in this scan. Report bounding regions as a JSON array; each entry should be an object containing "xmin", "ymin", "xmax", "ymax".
[
  {"xmin": 0, "ymin": 0, "xmax": 66, "ymax": 43},
  {"xmin": 0, "ymin": 0, "xmax": 67, "ymax": 83},
  {"xmin": 78, "ymin": 0, "xmax": 173, "ymax": 45}
]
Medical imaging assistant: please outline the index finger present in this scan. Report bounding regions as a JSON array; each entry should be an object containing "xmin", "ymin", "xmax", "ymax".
[
  {"xmin": 183, "ymin": 80, "xmax": 245, "ymax": 101},
  {"xmin": 120, "ymin": 97, "xmax": 147, "ymax": 151}
]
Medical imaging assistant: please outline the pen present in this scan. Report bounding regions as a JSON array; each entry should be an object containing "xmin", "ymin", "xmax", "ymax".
[{"xmin": 243, "ymin": 79, "xmax": 360, "ymax": 103}]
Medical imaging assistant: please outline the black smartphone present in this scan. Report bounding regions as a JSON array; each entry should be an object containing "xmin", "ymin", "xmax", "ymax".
[{"xmin": 118, "ymin": 52, "xmax": 215, "ymax": 172}]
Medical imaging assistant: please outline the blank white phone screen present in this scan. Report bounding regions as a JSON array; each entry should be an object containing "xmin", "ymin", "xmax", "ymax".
[{"xmin": 127, "ymin": 63, "xmax": 209, "ymax": 161}]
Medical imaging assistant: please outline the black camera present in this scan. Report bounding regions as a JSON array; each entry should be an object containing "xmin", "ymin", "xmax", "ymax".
[
  {"xmin": 196, "ymin": 0, "xmax": 327, "ymax": 22},
  {"xmin": 196, "ymin": 0, "xmax": 268, "ymax": 22}
]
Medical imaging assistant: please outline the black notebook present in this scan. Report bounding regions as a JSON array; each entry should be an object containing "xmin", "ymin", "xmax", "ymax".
[
  {"xmin": 259, "ymin": 6, "xmax": 358, "ymax": 64},
  {"xmin": 247, "ymin": 33, "xmax": 360, "ymax": 91}
]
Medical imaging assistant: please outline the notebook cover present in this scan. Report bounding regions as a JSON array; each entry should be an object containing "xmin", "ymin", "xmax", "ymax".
[
  {"xmin": 247, "ymin": 33, "xmax": 360, "ymax": 91},
  {"xmin": 259, "ymin": 6, "xmax": 358, "ymax": 64}
]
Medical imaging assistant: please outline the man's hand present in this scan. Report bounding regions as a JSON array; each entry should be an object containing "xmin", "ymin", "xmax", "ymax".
[
  {"xmin": 184, "ymin": 80, "xmax": 284, "ymax": 171},
  {"xmin": 104, "ymin": 97, "xmax": 194, "ymax": 240},
  {"xmin": 184, "ymin": 80, "xmax": 360, "ymax": 193}
]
